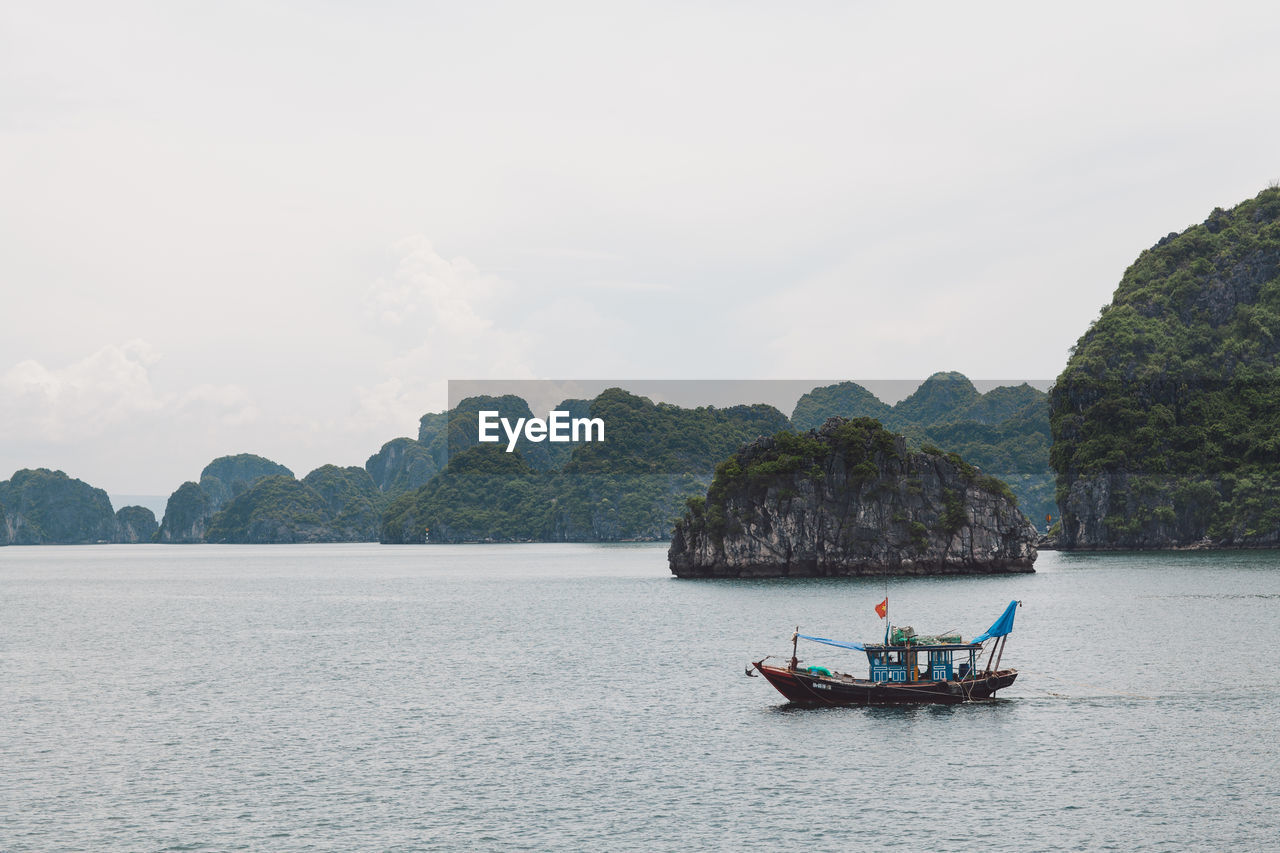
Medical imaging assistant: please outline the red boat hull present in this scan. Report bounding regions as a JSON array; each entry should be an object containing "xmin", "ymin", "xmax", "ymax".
[{"xmin": 755, "ymin": 661, "xmax": 1017, "ymax": 705}]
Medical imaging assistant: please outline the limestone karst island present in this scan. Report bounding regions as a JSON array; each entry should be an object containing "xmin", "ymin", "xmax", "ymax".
[{"xmin": 667, "ymin": 417, "xmax": 1037, "ymax": 578}]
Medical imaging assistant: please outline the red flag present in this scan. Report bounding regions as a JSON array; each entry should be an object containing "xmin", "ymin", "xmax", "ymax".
[{"xmin": 875, "ymin": 597, "xmax": 888, "ymax": 619}]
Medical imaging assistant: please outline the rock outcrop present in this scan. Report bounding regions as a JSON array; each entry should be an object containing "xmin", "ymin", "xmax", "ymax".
[
  {"xmin": 0, "ymin": 469, "xmax": 120, "ymax": 545},
  {"xmin": 198, "ymin": 454, "xmax": 294, "ymax": 509},
  {"xmin": 1050, "ymin": 187, "xmax": 1280, "ymax": 548},
  {"xmin": 668, "ymin": 418, "xmax": 1037, "ymax": 578},
  {"xmin": 299, "ymin": 465, "xmax": 384, "ymax": 541},
  {"xmin": 115, "ymin": 506, "xmax": 158, "ymax": 543},
  {"xmin": 158, "ymin": 454, "xmax": 293, "ymax": 543}
]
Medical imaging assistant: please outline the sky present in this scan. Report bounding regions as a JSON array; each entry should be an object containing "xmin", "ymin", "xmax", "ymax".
[{"xmin": 3, "ymin": 1, "xmax": 1280, "ymax": 496}]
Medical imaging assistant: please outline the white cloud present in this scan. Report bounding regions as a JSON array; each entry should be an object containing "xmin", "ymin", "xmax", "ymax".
[
  {"xmin": 0, "ymin": 341, "xmax": 259, "ymax": 442},
  {"xmin": 351, "ymin": 238, "xmax": 537, "ymax": 432},
  {"xmin": 346, "ymin": 377, "xmax": 424, "ymax": 438},
  {"xmin": 0, "ymin": 342, "xmax": 272, "ymax": 491},
  {"xmin": 367, "ymin": 236, "xmax": 501, "ymax": 333},
  {"xmin": 175, "ymin": 384, "xmax": 261, "ymax": 428},
  {"xmin": 0, "ymin": 340, "xmax": 165, "ymax": 441}
]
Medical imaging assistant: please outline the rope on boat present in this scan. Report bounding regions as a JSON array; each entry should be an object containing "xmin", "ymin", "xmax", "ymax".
[{"xmin": 745, "ymin": 655, "xmax": 775, "ymax": 676}]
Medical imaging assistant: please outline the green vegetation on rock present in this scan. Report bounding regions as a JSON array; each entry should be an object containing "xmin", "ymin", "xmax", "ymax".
[
  {"xmin": 891, "ymin": 371, "xmax": 983, "ymax": 426},
  {"xmin": 158, "ymin": 453, "xmax": 381, "ymax": 543},
  {"xmin": 790, "ymin": 382, "xmax": 892, "ymax": 431},
  {"xmin": 205, "ymin": 475, "xmax": 331, "ymax": 543},
  {"xmin": 163, "ymin": 459, "xmax": 389, "ymax": 544},
  {"xmin": 382, "ymin": 445, "xmax": 547, "ymax": 543},
  {"xmin": 1050, "ymin": 187, "xmax": 1280, "ymax": 547},
  {"xmin": 791, "ymin": 374, "xmax": 1052, "ymax": 524},
  {"xmin": 381, "ymin": 388, "xmax": 792, "ymax": 543},
  {"xmin": 299, "ymin": 465, "xmax": 386, "ymax": 541}
]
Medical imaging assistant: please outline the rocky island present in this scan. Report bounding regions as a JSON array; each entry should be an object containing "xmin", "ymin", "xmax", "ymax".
[
  {"xmin": 1, "ymin": 468, "xmax": 156, "ymax": 545},
  {"xmin": 157, "ymin": 455, "xmax": 388, "ymax": 544},
  {"xmin": 668, "ymin": 418, "xmax": 1037, "ymax": 577},
  {"xmin": 158, "ymin": 454, "xmax": 294, "ymax": 543}
]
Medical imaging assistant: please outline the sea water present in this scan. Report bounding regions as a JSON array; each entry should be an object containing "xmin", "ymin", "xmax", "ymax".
[{"xmin": 2, "ymin": 544, "xmax": 1278, "ymax": 851}]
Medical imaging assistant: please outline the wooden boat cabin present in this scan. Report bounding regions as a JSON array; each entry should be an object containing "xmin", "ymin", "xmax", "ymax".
[{"xmin": 863, "ymin": 642, "xmax": 982, "ymax": 683}]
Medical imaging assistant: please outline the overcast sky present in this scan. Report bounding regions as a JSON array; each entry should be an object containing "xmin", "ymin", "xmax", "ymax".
[{"xmin": 3, "ymin": 1, "xmax": 1279, "ymax": 496}]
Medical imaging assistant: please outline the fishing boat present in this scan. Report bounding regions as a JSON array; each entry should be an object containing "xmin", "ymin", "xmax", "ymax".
[{"xmin": 750, "ymin": 600, "xmax": 1021, "ymax": 705}]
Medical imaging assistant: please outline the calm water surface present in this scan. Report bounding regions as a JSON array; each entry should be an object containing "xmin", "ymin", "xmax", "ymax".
[{"xmin": 3, "ymin": 544, "xmax": 1279, "ymax": 851}]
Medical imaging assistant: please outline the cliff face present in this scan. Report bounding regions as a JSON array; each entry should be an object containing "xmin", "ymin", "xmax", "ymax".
[
  {"xmin": 1056, "ymin": 471, "xmax": 1227, "ymax": 549},
  {"xmin": 366, "ymin": 437, "xmax": 438, "ymax": 493},
  {"xmin": 157, "ymin": 482, "xmax": 213, "ymax": 543},
  {"xmin": 668, "ymin": 418, "xmax": 1036, "ymax": 578},
  {"xmin": 1050, "ymin": 187, "xmax": 1280, "ymax": 548}
]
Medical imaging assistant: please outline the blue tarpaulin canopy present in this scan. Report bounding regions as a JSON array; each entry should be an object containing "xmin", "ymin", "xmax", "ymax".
[
  {"xmin": 971, "ymin": 600, "xmax": 1020, "ymax": 644},
  {"xmin": 796, "ymin": 634, "xmax": 866, "ymax": 652}
]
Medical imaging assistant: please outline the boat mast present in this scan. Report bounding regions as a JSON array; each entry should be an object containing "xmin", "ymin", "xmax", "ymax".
[
  {"xmin": 992, "ymin": 634, "xmax": 1008, "ymax": 672},
  {"xmin": 882, "ymin": 559, "xmax": 890, "ymax": 645}
]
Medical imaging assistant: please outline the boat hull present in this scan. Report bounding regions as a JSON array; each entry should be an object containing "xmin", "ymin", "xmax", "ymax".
[{"xmin": 755, "ymin": 662, "xmax": 1017, "ymax": 705}]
